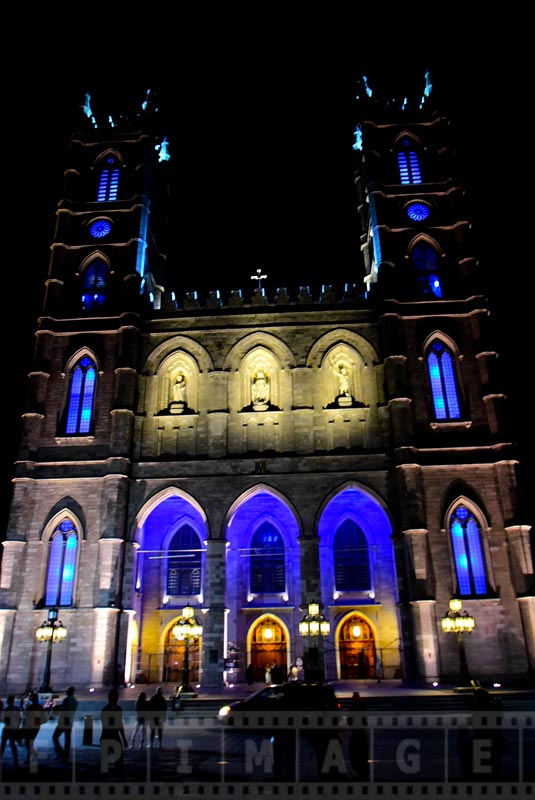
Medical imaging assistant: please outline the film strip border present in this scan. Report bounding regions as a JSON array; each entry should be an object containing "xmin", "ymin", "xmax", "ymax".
[{"xmin": 0, "ymin": 780, "xmax": 533, "ymax": 798}]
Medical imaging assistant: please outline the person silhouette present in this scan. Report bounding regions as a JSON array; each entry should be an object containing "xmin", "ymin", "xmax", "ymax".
[
  {"xmin": 52, "ymin": 686, "xmax": 78, "ymax": 761},
  {"xmin": 1, "ymin": 695, "xmax": 21, "ymax": 767},
  {"xmin": 100, "ymin": 688, "xmax": 128, "ymax": 779},
  {"xmin": 148, "ymin": 687, "xmax": 168, "ymax": 749}
]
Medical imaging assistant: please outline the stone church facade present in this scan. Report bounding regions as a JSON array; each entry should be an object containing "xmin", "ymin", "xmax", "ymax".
[{"xmin": 0, "ymin": 76, "xmax": 533, "ymax": 692}]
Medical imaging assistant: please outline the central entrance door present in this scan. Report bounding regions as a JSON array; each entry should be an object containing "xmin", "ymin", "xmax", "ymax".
[
  {"xmin": 249, "ymin": 616, "xmax": 287, "ymax": 682},
  {"xmin": 163, "ymin": 627, "xmax": 201, "ymax": 684},
  {"xmin": 339, "ymin": 613, "xmax": 375, "ymax": 679}
]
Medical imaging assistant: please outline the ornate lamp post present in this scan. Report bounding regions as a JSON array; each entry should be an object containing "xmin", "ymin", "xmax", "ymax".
[
  {"xmin": 171, "ymin": 604, "xmax": 203, "ymax": 697},
  {"xmin": 441, "ymin": 597, "xmax": 475, "ymax": 684},
  {"xmin": 299, "ymin": 601, "xmax": 330, "ymax": 682},
  {"xmin": 35, "ymin": 607, "xmax": 67, "ymax": 692}
]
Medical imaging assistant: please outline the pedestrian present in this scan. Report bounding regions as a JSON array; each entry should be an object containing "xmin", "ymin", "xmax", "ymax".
[
  {"xmin": 470, "ymin": 688, "xmax": 506, "ymax": 780},
  {"xmin": 130, "ymin": 691, "xmax": 149, "ymax": 749},
  {"xmin": 52, "ymin": 686, "xmax": 78, "ymax": 761},
  {"xmin": 21, "ymin": 691, "xmax": 46, "ymax": 765},
  {"xmin": 265, "ymin": 664, "xmax": 272, "ymax": 685},
  {"xmin": 1, "ymin": 695, "xmax": 21, "ymax": 767},
  {"xmin": 348, "ymin": 691, "xmax": 370, "ymax": 780},
  {"xmin": 246, "ymin": 663, "xmax": 254, "ymax": 686},
  {"xmin": 148, "ymin": 687, "xmax": 168, "ymax": 749},
  {"xmin": 100, "ymin": 688, "xmax": 128, "ymax": 779}
]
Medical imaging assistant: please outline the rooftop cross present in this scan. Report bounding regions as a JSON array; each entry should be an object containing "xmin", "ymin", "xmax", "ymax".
[{"xmin": 251, "ymin": 268, "xmax": 267, "ymax": 290}]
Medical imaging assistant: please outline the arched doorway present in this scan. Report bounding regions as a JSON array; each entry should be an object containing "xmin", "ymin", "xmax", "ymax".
[
  {"xmin": 163, "ymin": 623, "xmax": 202, "ymax": 684},
  {"xmin": 339, "ymin": 614, "xmax": 375, "ymax": 679},
  {"xmin": 249, "ymin": 616, "xmax": 288, "ymax": 682}
]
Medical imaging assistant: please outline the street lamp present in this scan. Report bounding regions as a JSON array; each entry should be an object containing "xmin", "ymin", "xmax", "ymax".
[
  {"xmin": 35, "ymin": 607, "xmax": 67, "ymax": 692},
  {"xmin": 441, "ymin": 597, "xmax": 475, "ymax": 685},
  {"xmin": 171, "ymin": 604, "xmax": 203, "ymax": 697},
  {"xmin": 299, "ymin": 601, "xmax": 330, "ymax": 682}
]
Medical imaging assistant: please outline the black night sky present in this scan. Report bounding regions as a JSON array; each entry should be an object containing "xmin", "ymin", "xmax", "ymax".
[{"xmin": 1, "ymin": 14, "xmax": 532, "ymax": 534}]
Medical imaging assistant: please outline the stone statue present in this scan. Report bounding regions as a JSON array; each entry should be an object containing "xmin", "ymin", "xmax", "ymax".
[
  {"xmin": 252, "ymin": 371, "xmax": 269, "ymax": 407},
  {"xmin": 337, "ymin": 365, "xmax": 351, "ymax": 397},
  {"xmin": 172, "ymin": 374, "xmax": 187, "ymax": 404}
]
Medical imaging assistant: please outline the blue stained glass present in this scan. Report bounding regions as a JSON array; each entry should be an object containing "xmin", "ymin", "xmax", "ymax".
[
  {"xmin": 334, "ymin": 519, "xmax": 370, "ymax": 590},
  {"xmin": 66, "ymin": 358, "xmax": 96, "ymax": 435},
  {"xmin": 250, "ymin": 522, "xmax": 285, "ymax": 593},
  {"xmin": 427, "ymin": 341, "xmax": 461, "ymax": 421},
  {"xmin": 167, "ymin": 525, "xmax": 202, "ymax": 595},
  {"xmin": 450, "ymin": 506, "xmax": 487, "ymax": 596},
  {"xmin": 45, "ymin": 528, "xmax": 78, "ymax": 606}
]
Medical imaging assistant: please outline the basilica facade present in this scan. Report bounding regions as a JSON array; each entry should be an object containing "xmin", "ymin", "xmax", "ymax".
[{"xmin": 0, "ymin": 76, "xmax": 533, "ymax": 693}]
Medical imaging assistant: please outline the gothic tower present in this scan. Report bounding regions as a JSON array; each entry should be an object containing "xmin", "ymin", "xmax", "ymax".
[{"xmin": 0, "ymin": 73, "xmax": 532, "ymax": 693}]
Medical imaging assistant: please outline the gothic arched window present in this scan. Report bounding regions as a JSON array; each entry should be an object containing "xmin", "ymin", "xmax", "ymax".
[
  {"xmin": 167, "ymin": 525, "xmax": 202, "ymax": 596},
  {"xmin": 45, "ymin": 519, "xmax": 79, "ymax": 606},
  {"xmin": 250, "ymin": 522, "xmax": 285, "ymax": 594},
  {"xmin": 449, "ymin": 505, "xmax": 488, "ymax": 596},
  {"xmin": 65, "ymin": 355, "xmax": 97, "ymax": 434},
  {"xmin": 412, "ymin": 242, "xmax": 442, "ymax": 298},
  {"xmin": 397, "ymin": 138, "xmax": 422, "ymax": 184},
  {"xmin": 334, "ymin": 519, "xmax": 371, "ymax": 591},
  {"xmin": 96, "ymin": 156, "xmax": 120, "ymax": 201},
  {"xmin": 82, "ymin": 258, "xmax": 108, "ymax": 310},
  {"xmin": 426, "ymin": 338, "xmax": 462, "ymax": 421}
]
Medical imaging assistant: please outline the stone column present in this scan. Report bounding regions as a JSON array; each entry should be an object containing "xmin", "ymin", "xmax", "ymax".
[
  {"xmin": 409, "ymin": 600, "xmax": 440, "ymax": 681},
  {"xmin": 201, "ymin": 539, "xmax": 227, "ymax": 689}
]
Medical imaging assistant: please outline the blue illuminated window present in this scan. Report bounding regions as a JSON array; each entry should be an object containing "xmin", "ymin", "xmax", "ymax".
[
  {"xmin": 97, "ymin": 157, "xmax": 120, "ymax": 201},
  {"xmin": 426, "ymin": 339, "xmax": 461, "ymax": 421},
  {"xmin": 66, "ymin": 356, "xmax": 97, "ymax": 434},
  {"xmin": 412, "ymin": 242, "xmax": 442, "ymax": 298},
  {"xmin": 45, "ymin": 520, "xmax": 78, "ymax": 606},
  {"xmin": 167, "ymin": 526, "xmax": 202, "ymax": 595},
  {"xmin": 250, "ymin": 523, "xmax": 285, "ymax": 594},
  {"xmin": 82, "ymin": 258, "xmax": 108, "ymax": 310},
  {"xmin": 89, "ymin": 219, "xmax": 111, "ymax": 239},
  {"xmin": 334, "ymin": 519, "xmax": 371, "ymax": 591},
  {"xmin": 397, "ymin": 138, "xmax": 422, "ymax": 184},
  {"xmin": 406, "ymin": 202, "xmax": 430, "ymax": 222},
  {"xmin": 449, "ymin": 505, "xmax": 488, "ymax": 596}
]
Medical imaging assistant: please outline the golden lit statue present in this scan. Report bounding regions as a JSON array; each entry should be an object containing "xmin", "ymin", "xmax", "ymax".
[
  {"xmin": 337, "ymin": 364, "xmax": 351, "ymax": 397},
  {"xmin": 252, "ymin": 371, "xmax": 269, "ymax": 406},
  {"xmin": 172, "ymin": 374, "xmax": 187, "ymax": 404}
]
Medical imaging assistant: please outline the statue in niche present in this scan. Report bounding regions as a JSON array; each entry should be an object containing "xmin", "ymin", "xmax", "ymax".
[
  {"xmin": 335, "ymin": 363, "xmax": 353, "ymax": 407},
  {"xmin": 170, "ymin": 373, "xmax": 187, "ymax": 413},
  {"xmin": 251, "ymin": 370, "xmax": 270, "ymax": 409}
]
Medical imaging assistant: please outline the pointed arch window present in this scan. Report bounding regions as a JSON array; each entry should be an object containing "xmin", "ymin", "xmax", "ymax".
[
  {"xmin": 397, "ymin": 138, "xmax": 422, "ymax": 184},
  {"xmin": 97, "ymin": 156, "xmax": 120, "ymax": 201},
  {"xmin": 167, "ymin": 525, "xmax": 202, "ymax": 595},
  {"xmin": 426, "ymin": 339, "xmax": 461, "ymax": 421},
  {"xmin": 66, "ymin": 356, "xmax": 97, "ymax": 434},
  {"xmin": 250, "ymin": 522, "xmax": 285, "ymax": 594},
  {"xmin": 45, "ymin": 519, "xmax": 79, "ymax": 606},
  {"xmin": 82, "ymin": 258, "xmax": 108, "ymax": 310},
  {"xmin": 412, "ymin": 242, "xmax": 442, "ymax": 298},
  {"xmin": 334, "ymin": 519, "xmax": 371, "ymax": 591},
  {"xmin": 449, "ymin": 505, "xmax": 488, "ymax": 596}
]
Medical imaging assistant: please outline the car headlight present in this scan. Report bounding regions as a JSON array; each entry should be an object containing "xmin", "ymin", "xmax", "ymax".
[{"xmin": 218, "ymin": 705, "xmax": 232, "ymax": 719}]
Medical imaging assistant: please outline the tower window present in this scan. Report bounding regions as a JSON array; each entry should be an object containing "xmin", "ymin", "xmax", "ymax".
[
  {"xmin": 82, "ymin": 258, "xmax": 108, "ymax": 310},
  {"xmin": 250, "ymin": 523, "xmax": 285, "ymax": 594},
  {"xmin": 397, "ymin": 138, "xmax": 422, "ymax": 184},
  {"xmin": 65, "ymin": 356, "xmax": 97, "ymax": 435},
  {"xmin": 412, "ymin": 242, "xmax": 442, "ymax": 298},
  {"xmin": 96, "ymin": 156, "xmax": 120, "ymax": 201},
  {"xmin": 167, "ymin": 525, "xmax": 202, "ymax": 596},
  {"xmin": 449, "ymin": 505, "xmax": 488, "ymax": 596},
  {"xmin": 426, "ymin": 339, "xmax": 461, "ymax": 421},
  {"xmin": 334, "ymin": 519, "xmax": 371, "ymax": 591},
  {"xmin": 45, "ymin": 519, "xmax": 78, "ymax": 607}
]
